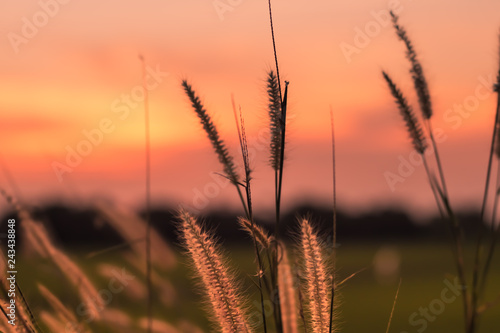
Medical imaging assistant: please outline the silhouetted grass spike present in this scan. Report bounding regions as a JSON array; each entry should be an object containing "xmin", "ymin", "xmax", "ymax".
[
  {"xmin": 267, "ymin": 70, "xmax": 282, "ymax": 170},
  {"xmin": 383, "ymin": 71, "xmax": 427, "ymax": 154},
  {"xmin": 390, "ymin": 11, "xmax": 433, "ymax": 120},
  {"xmin": 182, "ymin": 80, "xmax": 240, "ymax": 185}
]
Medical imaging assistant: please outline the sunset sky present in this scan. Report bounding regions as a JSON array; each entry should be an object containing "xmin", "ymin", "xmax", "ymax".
[{"xmin": 1, "ymin": 0, "xmax": 500, "ymax": 218}]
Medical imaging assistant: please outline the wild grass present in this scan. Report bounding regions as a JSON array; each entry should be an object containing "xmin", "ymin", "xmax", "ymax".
[
  {"xmin": 0, "ymin": 4, "xmax": 498, "ymax": 333},
  {"xmin": 298, "ymin": 218, "xmax": 332, "ymax": 333},
  {"xmin": 179, "ymin": 47, "xmax": 343, "ymax": 333},
  {"xmin": 179, "ymin": 49, "xmax": 348, "ymax": 331},
  {"xmin": 383, "ymin": 11, "xmax": 500, "ymax": 333},
  {"xmin": 178, "ymin": 209, "xmax": 253, "ymax": 333},
  {"xmin": 139, "ymin": 54, "xmax": 154, "ymax": 333},
  {"xmin": 0, "ymin": 189, "xmax": 197, "ymax": 332}
]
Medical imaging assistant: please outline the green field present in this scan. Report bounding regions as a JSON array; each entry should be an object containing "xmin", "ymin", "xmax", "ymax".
[{"xmin": 19, "ymin": 240, "xmax": 500, "ymax": 332}]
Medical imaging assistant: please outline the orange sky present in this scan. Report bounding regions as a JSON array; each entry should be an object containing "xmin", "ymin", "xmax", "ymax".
[{"xmin": 1, "ymin": 0, "xmax": 500, "ymax": 217}]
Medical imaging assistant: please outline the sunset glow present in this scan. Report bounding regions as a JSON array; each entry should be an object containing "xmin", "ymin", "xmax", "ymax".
[{"xmin": 1, "ymin": 0, "xmax": 500, "ymax": 216}]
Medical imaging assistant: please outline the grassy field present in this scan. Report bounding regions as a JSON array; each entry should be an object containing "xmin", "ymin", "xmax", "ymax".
[{"xmin": 18, "ymin": 239, "xmax": 500, "ymax": 332}]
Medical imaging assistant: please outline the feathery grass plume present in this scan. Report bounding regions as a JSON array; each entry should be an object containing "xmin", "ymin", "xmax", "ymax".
[
  {"xmin": 0, "ymin": 251, "xmax": 41, "ymax": 333},
  {"xmin": 97, "ymin": 202, "xmax": 176, "ymax": 270},
  {"xmin": 98, "ymin": 263, "xmax": 146, "ymax": 300},
  {"xmin": 296, "ymin": 267, "xmax": 309, "ymax": 333},
  {"xmin": 0, "ymin": 293, "xmax": 33, "ymax": 333},
  {"xmin": 236, "ymin": 105, "xmax": 254, "ymax": 219},
  {"xmin": 390, "ymin": 11, "xmax": 432, "ymax": 119},
  {"xmin": 0, "ymin": 313, "xmax": 18, "ymax": 333},
  {"xmin": 390, "ymin": 10, "xmax": 449, "ymax": 201},
  {"xmin": 0, "ymin": 279, "xmax": 38, "ymax": 333},
  {"xmin": 22, "ymin": 218, "xmax": 104, "ymax": 320},
  {"xmin": 238, "ymin": 217, "xmax": 273, "ymax": 250},
  {"xmin": 100, "ymin": 309, "xmax": 133, "ymax": 331},
  {"xmin": 178, "ymin": 209, "xmax": 253, "ymax": 333},
  {"xmin": 123, "ymin": 254, "xmax": 176, "ymax": 306},
  {"xmin": 40, "ymin": 312, "xmax": 66, "ymax": 333},
  {"xmin": 138, "ymin": 317, "xmax": 180, "ymax": 333},
  {"xmin": 299, "ymin": 218, "xmax": 332, "ymax": 333},
  {"xmin": 278, "ymin": 243, "xmax": 298, "ymax": 333},
  {"xmin": 232, "ymin": 97, "xmax": 252, "ymax": 195},
  {"xmin": 182, "ymin": 80, "xmax": 240, "ymax": 185},
  {"xmin": 239, "ymin": 109, "xmax": 250, "ymax": 181},
  {"xmin": 0, "ymin": 191, "xmax": 70, "ymax": 332},
  {"xmin": 266, "ymin": 1, "xmax": 287, "ymax": 327},
  {"xmin": 267, "ymin": 70, "xmax": 282, "ymax": 170},
  {"xmin": 38, "ymin": 284, "xmax": 87, "ymax": 333},
  {"xmin": 382, "ymin": 71, "xmax": 427, "ymax": 154}
]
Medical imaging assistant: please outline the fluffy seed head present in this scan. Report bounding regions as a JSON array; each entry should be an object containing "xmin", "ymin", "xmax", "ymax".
[
  {"xmin": 299, "ymin": 218, "xmax": 333, "ymax": 333},
  {"xmin": 383, "ymin": 71, "xmax": 428, "ymax": 154},
  {"xmin": 178, "ymin": 210, "xmax": 253, "ymax": 333},
  {"xmin": 278, "ymin": 243, "xmax": 299, "ymax": 333},
  {"xmin": 390, "ymin": 11, "xmax": 433, "ymax": 120},
  {"xmin": 182, "ymin": 80, "xmax": 240, "ymax": 185},
  {"xmin": 267, "ymin": 70, "xmax": 282, "ymax": 170},
  {"xmin": 238, "ymin": 217, "xmax": 273, "ymax": 250}
]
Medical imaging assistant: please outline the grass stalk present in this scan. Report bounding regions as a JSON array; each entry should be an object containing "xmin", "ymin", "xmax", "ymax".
[
  {"xmin": 478, "ymin": 85, "xmax": 500, "ymax": 299},
  {"xmin": 480, "ymin": 164, "xmax": 500, "ymax": 296},
  {"xmin": 266, "ymin": 1, "xmax": 286, "ymax": 329},
  {"xmin": 425, "ymin": 120, "xmax": 449, "ymax": 197},
  {"xmin": 232, "ymin": 96, "xmax": 268, "ymax": 333},
  {"xmin": 471, "ymin": 54, "xmax": 500, "ymax": 332},
  {"xmin": 182, "ymin": 80, "xmax": 249, "ymax": 217},
  {"xmin": 274, "ymin": 81, "xmax": 289, "ymax": 333},
  {"xmin": 139, "ymin": 55, "xmax": 153, "ymax": 333},
  {"xmin": 383, "ymin": 68, "xmax": 470, "ymax": 330},
  {"xmin": 385, "ymin": 279, "xmax": 402, "ymax": 333},
  {"xmin": 267, "ymin": 0, "xmax": 283, "ymax": 104},
  {"xmin": 328, "ymin": 108, "xmax": 337, "ymax": 333}
]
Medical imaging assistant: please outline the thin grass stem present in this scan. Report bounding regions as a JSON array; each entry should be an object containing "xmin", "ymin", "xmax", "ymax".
[
  {"xmin": 471, "ymin": 86, "xmax": 500, "ymax": 333},
  {"xmin": 232, "ymin": 96, "xmax": 268, "ymax": 333},
  {"xmin": 328, "ymin": 108, "xmax": 337, "ymax": 333},
  {"xmin": 385, "ymin": 279, "xmax": 402, "ymax": 333},
  {"xmin": 423, "ymin": 155, "xmax": 470, "ymax": 329},
  {"xmin": 139, "ymin": 55, "xmax": 153, "ymax": 333},
  {"xmin": 425, "ymin": 120, "xmax": 448, "ymax": 197}
]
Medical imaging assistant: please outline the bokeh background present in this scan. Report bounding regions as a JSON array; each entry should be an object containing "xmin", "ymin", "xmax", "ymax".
[
  {"xmin": 2, "ymin": 0, "xmax": 500, "ymax": 218},
  {"xmin": 1, "ymin": 1, "xmax": 500, "ymax": 332}
]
